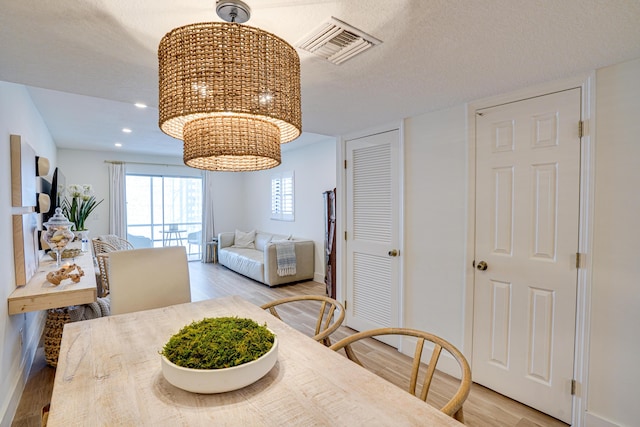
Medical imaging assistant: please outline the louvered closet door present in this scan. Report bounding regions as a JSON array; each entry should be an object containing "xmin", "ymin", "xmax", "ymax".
[{"xmin": 345, "ymin": 130, "xmax": 401, "ymax": 344}]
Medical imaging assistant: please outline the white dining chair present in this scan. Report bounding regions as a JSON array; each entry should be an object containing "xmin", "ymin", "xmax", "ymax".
[{"xmin": 108, "ymin": 246, "xmax": 191, "ymax": 315}]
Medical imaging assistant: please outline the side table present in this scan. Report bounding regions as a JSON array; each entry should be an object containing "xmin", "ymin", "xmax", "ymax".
[{"xmin": 204, "ymin": 239, "xmax": 218, "ymax": 263}]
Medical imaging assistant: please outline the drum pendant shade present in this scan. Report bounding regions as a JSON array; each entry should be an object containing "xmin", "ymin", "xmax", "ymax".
[{"xmin": 158, "ymin": 21, "xmax": 301, "ymax": 171}]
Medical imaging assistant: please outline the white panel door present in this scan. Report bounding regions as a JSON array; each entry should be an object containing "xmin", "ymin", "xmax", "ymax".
[
  {"xmin": 345, "ymin": 130, "xmax": 401, "ymax": 341},
  {"xmin": 472, "ymin": 89, "xmax": 581, "ymax": 423}
]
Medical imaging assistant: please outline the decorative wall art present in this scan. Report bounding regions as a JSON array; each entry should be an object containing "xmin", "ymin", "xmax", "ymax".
[
  {"xmin": 10, "ymin": 134, "xmax": 45, "ymax": 286},
  {"xmin": 10, "ymin": 134, "xmax": 36, "ymax": 208},
  {"xmin": 12, "ymin": 213, "xmax": 39, "ymax": 286},
  {"xmin": 43, "ymin": 167, "xmax": 63, "ymax": 224}
]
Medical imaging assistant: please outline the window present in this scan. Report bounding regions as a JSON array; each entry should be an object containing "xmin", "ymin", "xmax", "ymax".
[
  {"xmin": 271, "ymin": 171, "xmax": 294, "ymax": 221},
  {"xmin": 125, "ymin": 174, "xmax": 203, "ymax": 260}
]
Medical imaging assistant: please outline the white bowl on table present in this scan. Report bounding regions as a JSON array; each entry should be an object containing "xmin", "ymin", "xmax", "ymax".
[{"xmin": 160, "ymin": 336, "xmax": 278, "ymax": 394}]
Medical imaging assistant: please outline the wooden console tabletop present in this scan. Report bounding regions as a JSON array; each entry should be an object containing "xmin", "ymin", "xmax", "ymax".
[{"xmin": 8, "ymin": 247, "xmax": 97, "ymax": 315}]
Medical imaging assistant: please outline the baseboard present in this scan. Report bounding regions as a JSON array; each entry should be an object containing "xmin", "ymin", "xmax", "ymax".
[
  {"xmin": 1, "ymin": 350, "xmax": 30, "ymax": 427},
  {"xmin": 0, "ymin": 311, "xmax": 45, "ymax": 427},
  {"xmin": 313, "ymin": 272, "xmax": 325, "ymax": 284},
  {"xmin": 584, "ymin": 412, "xmax": 620, "ymax": 427},
  {"xmin": 1, "ymin": 372, "xmax": 24, "ymax": 427}
]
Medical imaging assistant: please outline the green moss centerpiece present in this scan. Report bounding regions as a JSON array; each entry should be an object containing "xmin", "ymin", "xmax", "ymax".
[{"xmin": 160, "ymin": 317, "xmax": 278, "ymax": 394}]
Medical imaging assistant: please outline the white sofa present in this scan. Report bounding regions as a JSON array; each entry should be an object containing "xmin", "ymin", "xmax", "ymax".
[{"xmin": 218, "ymin": 230, "xmax": 315, "ymax": 287}]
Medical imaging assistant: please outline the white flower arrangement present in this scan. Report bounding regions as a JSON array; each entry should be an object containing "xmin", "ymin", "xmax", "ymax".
[{"xmin": 61, "ymin": 184, "xmax": 103, "ymax": 231}]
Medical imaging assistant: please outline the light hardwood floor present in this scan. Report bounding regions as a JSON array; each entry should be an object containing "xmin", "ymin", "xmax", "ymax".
[{"xmin": 12, "ymin": 262, "xmax": 569, "ymax": 427}]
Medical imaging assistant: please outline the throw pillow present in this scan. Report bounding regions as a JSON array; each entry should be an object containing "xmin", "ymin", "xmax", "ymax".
[
  {"xmin": 255, "ymin": 233, "xmax": 273, "ymax": 251},
  {"xmin": 234, "ymin": 229, "xmax": 256, "ymax": 248}
]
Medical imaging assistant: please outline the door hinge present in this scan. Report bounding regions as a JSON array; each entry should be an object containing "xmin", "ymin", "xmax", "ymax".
[
  {"xmin": 344, "ymin": 160, "xmax": 347, "ymax": 169},
  {"xmin": 578, "ymin": 120, "xmax": 584, "ymax": 139},
  {"xmin": 571, "ymin": 379, "xmax": 577, "ymax": 395},
  {"xmin": 576, "ymin": 252, "xmax": 585, "ymax": 268},
  {"xmin": 344, "ymin": 300, "xmax": 347, "ymax": 310},
  {"xmin": 344, "ymin": 231, "xmax": 347, "ymax": 240}
]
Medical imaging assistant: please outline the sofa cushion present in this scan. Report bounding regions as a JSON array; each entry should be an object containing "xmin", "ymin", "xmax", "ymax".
[
  {"xmin": 270, "ymin": 234, "xmax": 292, "ymax": 242},
  {"xmin": 255, "ymin": 232, "xmax": 273, "ymax": 251},
  {"xmin": 218, "ymin": 247, "xmax": 263, "ymax": 283},
  {"xmin": 233, "ymin": 229, "xmax": 256, "ymax": 249}
]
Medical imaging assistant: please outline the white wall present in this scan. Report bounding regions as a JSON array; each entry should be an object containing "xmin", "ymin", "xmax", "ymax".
[
  {"xmin": 57, "ymin": 140, "xmax": 336, "ymax": 282},
  {"xmin": 242, "ymin": 139, "xmax": 337, "ymax": 281},
  {"xmin": 586, "ymin": 57, "xmax": 640, "ymax": 427},
  {"xmin": 207, "ymin": 171, "xmax": 249, "ymax": 235},
  {"xmin": 398, "ymin": 58, "xmax": 640, "ymax": 426},
  {"xmin": 0, "ymin": 82, "xmax": 58, "ymax": 426},
  {"xmin": 403, "ymin": 106, "xmax": 468, "ymax": 346},
  {"xmin": 56, "ymin": 149, "xmax": 246, "ymax": 239}
]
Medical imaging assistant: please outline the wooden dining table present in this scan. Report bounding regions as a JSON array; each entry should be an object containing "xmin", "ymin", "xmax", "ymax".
[{"xmin": 47, "ymin": 295, "xmax": 462, "ymax": 426}]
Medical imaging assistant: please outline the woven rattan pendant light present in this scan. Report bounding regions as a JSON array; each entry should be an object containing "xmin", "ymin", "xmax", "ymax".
[{"xmin": 158, "ymin": 0, "xmax": 301, "ymax": 171}]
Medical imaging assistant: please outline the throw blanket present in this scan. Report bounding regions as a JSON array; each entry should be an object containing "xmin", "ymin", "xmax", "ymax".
[
  {"xmin": 68, "ymin": 297, "xmax": 111, "ymax": 322},
  {"xmin": 275, "ymin": 241, "xmax": 297, "ymax": 276}
]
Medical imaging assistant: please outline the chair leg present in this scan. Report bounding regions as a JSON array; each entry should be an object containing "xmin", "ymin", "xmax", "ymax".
[{"xmin": 453, "ymin": 407, "xmax": 464, "ymax": 424}]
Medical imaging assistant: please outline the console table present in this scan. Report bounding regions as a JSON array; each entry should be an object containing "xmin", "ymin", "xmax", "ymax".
[{"xmin": 7, "ymin": 247, "xmax": 97, "ymax": 315}]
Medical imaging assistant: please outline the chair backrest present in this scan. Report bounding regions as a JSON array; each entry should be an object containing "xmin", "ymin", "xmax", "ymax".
[
  {"xmin": 329, "ymin": 328, "xmax": 471, "ymax": 422},
  {"xmin": 95, "ymin": 253, "xmax": 110, "ymax": 297},
  {"xmin": 108, "ymin": 246, "xmax": 191, "ymax": 315},
  {"xmin": 92, "ymin": 238, "xmax": 116, "ymax": 255},
  {"xmin": 187, "ymin": 230, "xmax": 201, "ymax": 244},
  {"xmin": 93, "ymin": 235, "xmax": 134, "ymax": 254},
  {"xmin": 261, "ymin": 295, "xmax": 345, "ymax": 346}
]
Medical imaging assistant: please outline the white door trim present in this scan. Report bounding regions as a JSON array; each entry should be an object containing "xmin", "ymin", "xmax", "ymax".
[
  {"xmin": 464, "ymin": 73, "xmax": 596, "ymax": 427},
  {"xmin": 336, "ymin": 121, "xmax": 406, "ymax": 337}
]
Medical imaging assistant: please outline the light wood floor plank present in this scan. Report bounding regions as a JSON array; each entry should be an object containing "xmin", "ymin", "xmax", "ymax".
[{"xmin": 11, "ymin": 262, "xmax": 568, "ymax": 427}]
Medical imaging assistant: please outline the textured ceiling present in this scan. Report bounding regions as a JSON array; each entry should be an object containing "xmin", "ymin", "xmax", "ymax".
[{"xmin": 1, "ymin": 0, "xmax": 640, "ymax": 156}]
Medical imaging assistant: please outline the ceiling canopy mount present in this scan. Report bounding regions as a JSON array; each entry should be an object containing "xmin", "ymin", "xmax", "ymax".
[{"xmin": 216, "ymin": 0, "xmax": 251, "ymax": 23}]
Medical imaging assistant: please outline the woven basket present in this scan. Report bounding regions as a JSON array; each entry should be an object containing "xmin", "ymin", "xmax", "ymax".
[
  {"xmin": 44, "ymin": 308, "xmax": 71, "ymax": 367},
  {"xmin": 48, "ymin": 248, "xmax": 82, "ymax": 260}
]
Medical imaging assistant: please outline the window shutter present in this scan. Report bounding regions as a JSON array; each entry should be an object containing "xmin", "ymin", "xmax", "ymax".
[
  {"xmin": 271, "ymin": 171, "xmax": 294, "ymax": 221},
  {"xmin": 271, "ymin": 177, "xmax": 282, "ymax": 218}
]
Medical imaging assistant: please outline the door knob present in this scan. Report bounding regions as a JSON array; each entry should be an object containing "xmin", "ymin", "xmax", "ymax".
[
  {"xmin": 388, "ymin": 249, "xmax": 399, "ymax": 257},
  {"xmin": 476, "ymin": 261, "xmax": 488, "ymax": 271}
]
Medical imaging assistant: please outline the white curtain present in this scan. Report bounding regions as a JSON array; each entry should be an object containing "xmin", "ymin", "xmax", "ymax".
[
  {"xmin": 202, "ymin": 171, "xmax": 216, "ymax": 261},
  {"xmin": 108, "ymin": 162, "xmax": 127, "ymax": 238}
]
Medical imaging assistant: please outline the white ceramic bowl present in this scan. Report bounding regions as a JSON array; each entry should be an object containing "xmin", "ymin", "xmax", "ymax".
[{"xmin": 161, "ymin": 336, "xmax": 278, "ymax": 394}]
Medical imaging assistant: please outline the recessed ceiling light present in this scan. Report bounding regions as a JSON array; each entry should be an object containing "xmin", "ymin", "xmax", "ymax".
[
  {"xmin": 122, "ymin": 128, "xmax": 132, "ymax": 133},
  {"xmin": 115, "ymin": 143, "xmax": 123, "ymax": 147},
  {"xmin": 134, "ymin": 103, "xmax": 147, "ymax": 109}
]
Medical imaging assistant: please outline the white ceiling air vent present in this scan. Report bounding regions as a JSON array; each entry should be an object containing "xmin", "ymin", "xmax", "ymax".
[{"xmin": 297, "ymin": 17, "xmax": 382, "ymax": 65}]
